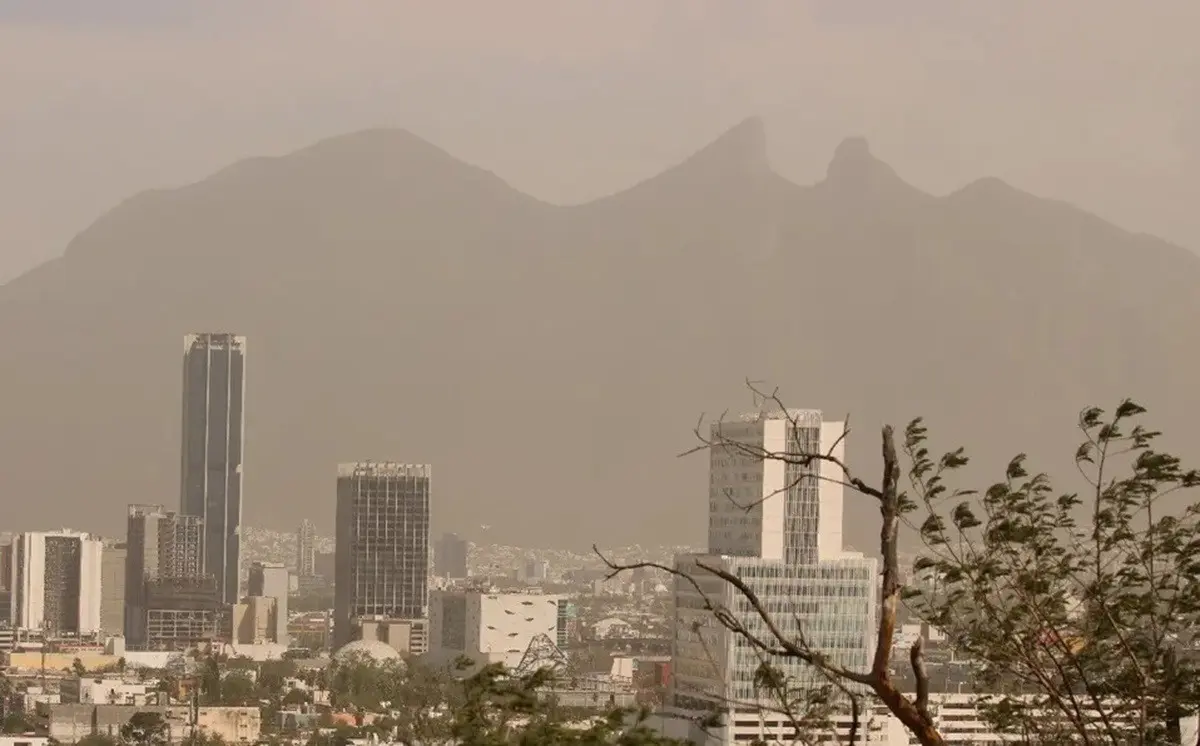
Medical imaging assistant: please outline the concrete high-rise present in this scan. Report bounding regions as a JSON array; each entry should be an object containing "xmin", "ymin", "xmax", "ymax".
[
  {"xmin": 180, "ymin": 332, "xmax": 246, "ymax": 605},
  {"xmin": 99, "ymin": 541, "xmax": 127, "ymax": 638},
  {"xmin": 334, "ymin": 462, "xmax": 431, "ymax": 648},
  {"xmin": 248, "ymin": 561, "xmax": 289, "ymax": 645},
  {"xmin": 706, "ymin": 409, "xmax": 846, "ymax": 563},
  {"xmin": 10, "ymin": 530, "xmax": 104, "ymax": 635},
  {"xmin": 670, "ymin": 409, "xmax": 877, "ymax": 745},
  {"xmin": 125, "ymin": 504, "xmax": 205, "ymax": 645},
  {"xmin": 296, "ymin": 520, "xmax": 317, "ymax": 578}
]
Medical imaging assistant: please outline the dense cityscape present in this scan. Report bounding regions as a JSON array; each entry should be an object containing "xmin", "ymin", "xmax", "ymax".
[{"xmin": 3, "ymin": 331, "xmax": 1158, "ymax": 746}]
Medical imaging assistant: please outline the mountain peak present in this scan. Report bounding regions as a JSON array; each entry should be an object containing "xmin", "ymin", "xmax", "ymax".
[
  {"xmin": 678, "ymin": 117, "xmax": 770, "ymax": 176},
  {"xmin": 821, "ymin": 136, "xmax": 922, "ymax": 199}
]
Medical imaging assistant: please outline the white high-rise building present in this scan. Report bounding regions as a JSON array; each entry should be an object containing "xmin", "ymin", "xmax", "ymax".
[
  {"xmin": 670, "ymin": 409, "xmax": 878, "ymax": 745},
  {"xmin": 706, "ymin": 409, "xmax": 845, "ymax": 563},
  {"xmin": 9, "ymin": 530, "xmax": 104, "ymax": 635}
]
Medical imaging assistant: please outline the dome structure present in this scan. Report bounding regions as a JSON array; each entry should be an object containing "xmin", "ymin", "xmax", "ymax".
[{"xmin": 332, "ymin": 639, "xmax": 404, "ymax": 665}]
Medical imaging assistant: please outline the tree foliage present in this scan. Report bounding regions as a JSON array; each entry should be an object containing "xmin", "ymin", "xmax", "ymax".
[
  {"xmin": 120, "ymin": 711, "xmax": 169, "ymax": 746},
  {"xmin": 905, "ymin": 399, "xmax": 1200, "ymax": 745},
  {"xmin": 322, "ymin": 655, "xmax": 687, "ymax": 745}
]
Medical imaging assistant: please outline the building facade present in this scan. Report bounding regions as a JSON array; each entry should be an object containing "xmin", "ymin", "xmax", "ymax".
[
  {"xmin": 180, "ymin": 332, "xmax": 246, "ymax": 605},
  {"xmin": 9, "ymin": 530, "xmax": 104, "ymax": 635},
  {"xmin": 99, "ymin": 541, "xmax": 126, "ymax": 639},
  {"xmin": 144, "ymin": 577, "xmax": 221, "ymax": 650},
  {"xmin": 670, "ymin": 409, "xmax": 877, "ymax": 745},
  {"xmin": 333, "ymin": 462, "xmax": 430, "ymax": 648},
  {"xmin": 124, "ymin": 505, "xmax": 205, "ymax": 646},
  {"xmin": 428, "ymin": 590, "xmax": 570, "ymax": 670},
  {"xmin": 296, "ymin": 520, "xmax": 317, "ymax": 578},
  {"xmin": 248, "ymin": 561, "xmax": 289, "ymax": 645}
]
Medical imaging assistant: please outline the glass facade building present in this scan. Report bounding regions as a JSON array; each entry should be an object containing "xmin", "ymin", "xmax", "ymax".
[{"xmin": 180, "ymin": 333, "xmax": 246, "ymax": 606}]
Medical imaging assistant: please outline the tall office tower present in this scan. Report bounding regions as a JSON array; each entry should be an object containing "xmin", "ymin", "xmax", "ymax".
[
  {"xmin": 0, "ymin": 534, "xmax": 13, "ymax": 591},
  {"xmin": 180, "ymin": 332, "xmax": 246, "ymax": 605},
  {"xmin": 671, "ymin": 410, "xmax": 877, "ymax": 746},
  {"xmin": 296, "ymin": 520, "xmax": 317, "ymax": 578},
  {"xmin": 434, "ymin": 532, "xmax": 468, "ymax": 579},
  {"xmin": 125, "ymin": 505, "xmax": 205, "ymax": 645},
  {"xmin": 334, "ymin": 462, "xmax": 431, "ymax": 648},
  {"xmin": 248, "ymin": 561, "xmax": 289, "ymax": 645},
  {"xmin": 99, "ymin": 541, "xmax": 127, "ymax": 638},
  {"xmin": 9, "ymin": 530, "xmax": 104, "ymax": 635},
  {"xmin": 706, "ymin": 409, "xmax": 845, "ymax": 563}
]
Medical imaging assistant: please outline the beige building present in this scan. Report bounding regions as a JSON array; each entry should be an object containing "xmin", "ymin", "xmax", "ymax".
[
  {"xmin": 231, "ymin": 596, "xmax": 277, "ymax": 644},
  {"xmin": 355, "ymin": 617, "xmax": 428, "ymax": 655}
]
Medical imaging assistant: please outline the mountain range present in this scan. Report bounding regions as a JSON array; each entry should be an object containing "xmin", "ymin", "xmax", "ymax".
[{"xmin": 2, "ymin": 117, "xmax": 1197, "ymax": 551}]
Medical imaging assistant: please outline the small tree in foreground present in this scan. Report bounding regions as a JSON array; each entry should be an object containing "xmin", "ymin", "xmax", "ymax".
[
  {"xmin": 325, "ymin": 655, "xmax": 688, "ymax": 745},
  {"xmin": 598, "ymin": 385, "xmax": 1200, "ymax": 746}
]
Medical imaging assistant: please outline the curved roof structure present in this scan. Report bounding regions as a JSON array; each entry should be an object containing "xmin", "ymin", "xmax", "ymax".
[{"xmin": 332, "ymin": 639, "xmax": 403, "ymax": 664}]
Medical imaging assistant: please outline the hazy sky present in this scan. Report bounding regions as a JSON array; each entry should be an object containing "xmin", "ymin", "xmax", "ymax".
[{"xmin": 2, "ymin": 0, "xmax": 1198, "ymax": 283}]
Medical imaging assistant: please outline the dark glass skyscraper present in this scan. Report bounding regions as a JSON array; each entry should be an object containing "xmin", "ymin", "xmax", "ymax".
[
  {"xmin": 434, "ymin": 532, "xmax": 469, "ymax": 579},
  {"xmin": 334, "ymin": 462, "xmax": 431, "ymax": 648},
  {"xmin": 180, "ymin": 333, "xmax": 246, "ymax": 605}
]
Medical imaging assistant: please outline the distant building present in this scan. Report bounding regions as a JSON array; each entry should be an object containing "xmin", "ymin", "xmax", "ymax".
[
  {"xmin": 333, "ymin": 462, "xmax": 430, "ymax": 648},
  {"xmin": 313, "ymin": 551, "xmax": 335, "ymax": 579},
  {"xmin": 296, "ymin": 520, "xmax": 317, "ymax": 578},
  {"xmin": 231, "ymin": 595, "xmax": 277, "ymax": 645},
  {"xmin": 180, "ymin": 332, "xmax": 246, "ymax": 605},
  {"xmin": 434, "ymin": 532, "xmax": 468, "ymax": 579},
  {"xmin": 428, "ymin": 590, "xmax": 571, "ymax": 670},
  {"xmin": 124, "ymin": 505, "xmax": 204, "ymax": 646},
  {"xmin": 144, "ymin": 577, "xmax": 221, "ymax": 650},
  {"xmin": 99, "ymin": 541, "xmax": 127, "ymax": 639},
  {"xmin": 523, "ymin": 559, "xmax": 549, "ymax": 583},
  {"xmin": 9, "ymin": 530, "xmax": 104, "ymax": 635},
  {"xmin": 247, "ymin": 561, "xmax": 288, "ymax": 645},
  {"xmin": 0, "ymin": 534, "xmax": 13, "ymax": 592}
]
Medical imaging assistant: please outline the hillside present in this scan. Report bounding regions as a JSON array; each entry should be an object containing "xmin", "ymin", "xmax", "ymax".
[{"xmin": 1, "ymin": 117, "xmax": 1197, "ymax": 551}]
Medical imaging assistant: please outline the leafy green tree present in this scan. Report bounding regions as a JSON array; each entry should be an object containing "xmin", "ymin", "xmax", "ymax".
[
  {"xmin": 385, "ymin": 658, "xmax": 463, "ymax": 746},
  {"xmin": 326, "ymin": 653, "xmax": 403, "ymax": 711},
  {"xmin": 180, "ymin": 731, "xmax": 226, "ymax": 746},
  {"xmin": 447, "ymin": 662, "xmax": 688, "ymax": 745},
  {"xmin": 120, "ymin": 711, "xmax": 169, "ymax": 746},
  {"xmin": 0, "ymin": 670, "xmax": 13, "ymax": 718},
  {"xmin": 218, "ymin": 672, "xmax": 258, "ymax": 707},
  {"xmin": 257, "ymin": 659, "xmax": 297, "ymax": 696},
  {"xmin": 281, "ymin": 688, "xmax": 312, "ymax": 707},
  {"xmin": 1, "ymin": 711, "xmax": 33, "ymax": 735},
  {"xmin": 906, "ymin": 400, "xmax": 1200, "ymax": 745}
]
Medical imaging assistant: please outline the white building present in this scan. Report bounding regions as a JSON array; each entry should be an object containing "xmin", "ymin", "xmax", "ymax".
[
  {"xmin": 671, "ymin": 409, "xmax": 878, "ymax": 745},
  {"xmin": 65, "ymin": 678, "xmax": 154, "ymax": 706},
  {"xmin": 10, "ymin": 530, "xmax": 104, "ymax": 635},
  {"xmin": 428, "ymin": 590, "xmax": 569, "ymax": 670}
]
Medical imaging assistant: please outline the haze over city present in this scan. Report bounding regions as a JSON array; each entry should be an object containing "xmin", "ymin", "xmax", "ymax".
[
  {"xmin": 4, "ymin": 4, "xmax": 1200, "ymax": 746},
  {"xmin": 4, "ymin": 1, "xmax": 1200, "ymax": 551}
]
